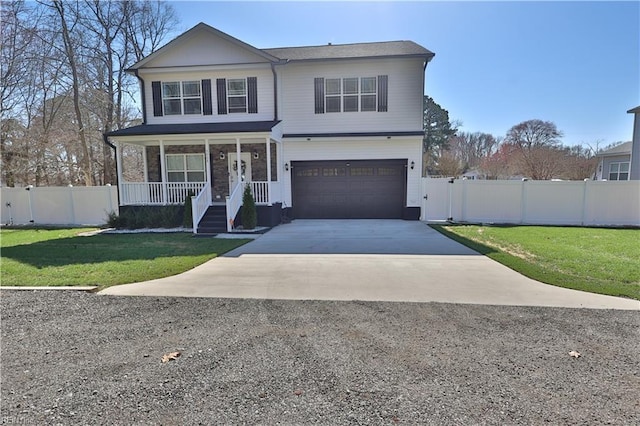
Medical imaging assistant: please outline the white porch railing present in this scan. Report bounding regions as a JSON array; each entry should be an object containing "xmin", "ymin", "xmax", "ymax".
[
  {"xmin": 120, "ymin": 182, "xmax": 206, "ymax": 205},
  {"xmin": 191, "ymin": 182, "xmax": 212, "ymax": 234},
  {"xmin": 250, "ymin": 181, "xmax": 269, "ymax": 204},
  {"xmin": 225, "ymin": 182, "xmax": 244, "ymax": 232}
]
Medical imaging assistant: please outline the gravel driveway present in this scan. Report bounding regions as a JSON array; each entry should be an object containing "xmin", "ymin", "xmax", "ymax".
[{"xmin": 1, "ymin": 291, "xmax": 639, "ymax": 425}]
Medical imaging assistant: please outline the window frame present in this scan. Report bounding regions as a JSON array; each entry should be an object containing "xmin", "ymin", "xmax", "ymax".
[
  {"xmin": 227, "ymin": 78, "xmax": 247, "ymax": 113},
  {"xmin": 608, "ymin": 161, "xmax": 630, "ymax": 181},
  {"xmin": 162, "ymin": 81, "xmax": 202, "ymax": 116},
  {"xmin": 324, "ymin": 77, "xmax": 378, "ymax": 113},
  {"xmin": 165, "ymin": 153, "xmax": 206, "ymax": 183}
]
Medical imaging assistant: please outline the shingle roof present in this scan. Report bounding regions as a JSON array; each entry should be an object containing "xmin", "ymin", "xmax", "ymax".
[
  {"xmin": 106, "ymin": 121, "xmax": 280, "ymax": 137},
  {"xmin": 263, "ymin": 41, "xmax": 434, "ymax": 61},
  {"xmin": 597, "ymin": 141, "xmax": 632, "ymax": 156}
]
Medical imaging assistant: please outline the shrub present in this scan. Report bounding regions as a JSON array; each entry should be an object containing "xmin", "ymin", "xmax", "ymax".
[
  {"xmin": 241, "ymin": 184, "xmax": 257, "ymax": 230},
  {"xmin": 183, "ymin": 190, "xmax": 195, "ymax": 228},
  {"xmin": 105, "ymin": 206, "xmax": 182, "ymax": 230}
]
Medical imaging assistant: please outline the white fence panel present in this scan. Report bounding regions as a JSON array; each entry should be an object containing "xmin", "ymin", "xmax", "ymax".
[
  {"xmin": 584, "ymin": 181, "xmax": 640, "ymax": 226},
  {"xmin": 461, "ymin": 180, "xmax": 524, "ymax": 223},
  {"xmin": 421, "ymin": 178, "xmax": 640, "ymax": 226},
  {"xmin": 1, "ymin": 186, "xmax": 118, "ymax": 226},
  {"xmin": 524, "ymin": 181, "xmax": 585, "ymax": 225}
]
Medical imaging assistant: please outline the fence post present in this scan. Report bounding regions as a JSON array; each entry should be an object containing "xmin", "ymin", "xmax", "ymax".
[
  {"xmin": 520, "ymin": 178, "xmax": 528, "ymax": 224},
  {"xmin": 447, "ymin": 178, "xmax": 454, "ymax": 222},
  {"xmin": 68, "ymin": 185, "xmax": 76, "ymax": 225},
  {"xmin": 581, "ymin": 179, "xmax": 588, "ymax": 226}
]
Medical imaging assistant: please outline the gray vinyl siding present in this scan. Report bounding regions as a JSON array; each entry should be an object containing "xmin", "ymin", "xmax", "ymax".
[
  {"xmin": 141, "ymin": 67, "xmax": 274, "ymax": 125},
  {"xmin": 278, "ymin": 58, "xmax": 425, "ymax": 135}
]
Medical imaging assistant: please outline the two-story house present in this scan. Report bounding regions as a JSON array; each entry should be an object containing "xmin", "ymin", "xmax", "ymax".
[{"xmin": 105, "ymin": 23, "xmax": 434, "ymax": 233}]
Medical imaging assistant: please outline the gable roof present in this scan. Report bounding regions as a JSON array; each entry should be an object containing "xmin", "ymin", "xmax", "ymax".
[
  {"xmin": 628, "ymin": 106, "xmax": 640, "ymax": 114},
  {"xmin": 128, "ymin": 23, "xmax": 434, "ymax": 70},
  {"xmin": 597, "ymin": 141, "xmax": 632, "ymax": 157},
  {"xmin": 264, "ymin": 41, "xmax": 434, "ymax": 62},
  {"xmin": 128, "ymin": 23, "xmax": 280, "ymax": 70}
]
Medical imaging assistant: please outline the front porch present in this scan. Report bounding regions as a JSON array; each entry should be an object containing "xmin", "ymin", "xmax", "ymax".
[{"xmin": 107, "ymin": 122, "xmax": 284, "ymax": 233}]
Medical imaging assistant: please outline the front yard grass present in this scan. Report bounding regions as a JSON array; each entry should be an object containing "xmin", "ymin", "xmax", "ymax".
[
  {"xmin": 432, "ymin": 225, "xmax": 640, "ymax": 300},
  {"xmin": 0, "ymin": 228, "xmax": 251, "ymax": 289}
]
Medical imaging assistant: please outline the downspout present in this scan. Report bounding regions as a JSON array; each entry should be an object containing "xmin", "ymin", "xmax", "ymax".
[
  {"xmin": 132, "ymin": 68, "xmax": 147, "ymax": 124},
  {"xmin": 103, "ymin": 133, "xmax": 121, "ymax": 206},
  {"xmin": 270, "ymin": 62, "xmax": 279, "ymax": 121}
]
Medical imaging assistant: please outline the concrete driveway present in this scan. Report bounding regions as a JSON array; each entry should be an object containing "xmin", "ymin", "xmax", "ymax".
[{"xmin": 100, "ymin": 220, "xmax": 639, "ymax": 310}]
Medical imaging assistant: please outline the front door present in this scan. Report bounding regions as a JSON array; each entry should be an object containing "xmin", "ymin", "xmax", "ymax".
[{"xmin": 228, "ymin": 152, "xmax": 252, "ymax": 194}]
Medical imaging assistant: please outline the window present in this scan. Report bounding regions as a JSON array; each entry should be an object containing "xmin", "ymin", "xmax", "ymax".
[
  {"xmin": 324, "ymin": 77, "xmax": 378, "ymax": 113},
  {"xmin": 166, "ymin": 154, "xmax": 205, "ymax": 182},
  {"xmin": 162, "ymin": 81, "xmax": 202, "ymax": 115},
  {"xmin": 227, "ymin": 79, "xmax": 247, "ymax": 113},
  {"xmin": 608, "ymin": 162, "xmax": 630, "ymax": 180},
  {"xmin": 322, "ymin": 167, "xmax": 346, "ymax": 177}
]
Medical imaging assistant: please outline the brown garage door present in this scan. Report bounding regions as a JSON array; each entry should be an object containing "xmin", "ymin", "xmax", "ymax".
[{"xmin": 292, "ymin": 160, "xmax": 406, "ymax": 219}]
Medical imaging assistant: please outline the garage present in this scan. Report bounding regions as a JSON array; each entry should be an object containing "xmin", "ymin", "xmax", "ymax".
[{"xmin": 292, "ymin": 159, "xmax": 406, "ymax": 219}]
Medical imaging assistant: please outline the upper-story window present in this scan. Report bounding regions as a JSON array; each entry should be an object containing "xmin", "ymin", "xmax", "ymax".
[
  {"xmin": 216, "ymin": 77, "xmax": 258, "ymax": 115},
  {"xmin": 315, "ymin": 75, "xmax": 387, "ymax": 114},
  {"xmin": 324, "ymin": 77, "xmax": 378, "ymax": 113},
  {"xmin": 609, "ymin": 162, "xmax": 629, "ymax": 180},
  {"xmin": 162, "ymin": 81, "xmax": 202, "ymax": 115},
  {"xmin": 227, "ymin": 79, "xmax": 247, "ymax": 113}
]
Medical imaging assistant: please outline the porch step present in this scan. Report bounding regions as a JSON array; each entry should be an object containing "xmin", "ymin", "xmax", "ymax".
[{"xmin": 196, "ymin": 206, "xmax": 228, "ymax": 234}]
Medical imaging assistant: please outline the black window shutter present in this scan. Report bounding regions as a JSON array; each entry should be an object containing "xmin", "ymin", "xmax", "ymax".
[
  {"xmin": 152, "ymin": 81, "xmax": 163, "ymax": 116},
  {"xmin": 216, "ymin": 78, "xmax": 227, "ymax": 115},
  {"xmin": 314, "ymin": 77, "xmax": 325, "ymax": 114},
  {"xmin": 202, "ymin": 79, "xmax": 213, "ymax": 115},
  {"xmin": 247, "ymin": 77, "xmax": 258, "ymax": 114},
  {"xmin": 377, "ymin": 75, "xmax": 388, "ymax": 112}
]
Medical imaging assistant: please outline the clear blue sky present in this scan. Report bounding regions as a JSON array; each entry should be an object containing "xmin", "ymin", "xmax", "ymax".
[{"xmin": 168, "ymin": 0, "xmax": 639, "ymax": 148}]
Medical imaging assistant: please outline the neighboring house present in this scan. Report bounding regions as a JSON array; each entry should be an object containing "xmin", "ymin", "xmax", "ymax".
[
  {"xmin": 105, "ymin": 23, "xmax": 434, "ymax": 233},
  {"xmin": 595, "ymin": 141, "xmax": 632, "ymax": 181}
]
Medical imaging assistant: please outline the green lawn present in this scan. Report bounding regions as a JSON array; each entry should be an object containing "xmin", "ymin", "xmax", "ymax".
[
  {"xmin": 432, "ymin": 225, "xmax": 640, "ymax": 300},
  {"xmin": 0, "ymin": 228, "xmax": 251, "ymax": 289}
]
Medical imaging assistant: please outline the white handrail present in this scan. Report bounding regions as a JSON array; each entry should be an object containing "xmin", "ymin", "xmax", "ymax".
[
  {"xmin": 225, "ymin": 182, "xmax": 244, "ymax": 232},
  {"xmin": 191, "ymin": 182, "xmax": 211, "ymax": 234}
]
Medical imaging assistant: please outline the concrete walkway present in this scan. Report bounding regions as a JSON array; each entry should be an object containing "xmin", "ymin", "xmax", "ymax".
[{"xmin": 100, "ymin": 220, "xmax": 639, "ymax": 310}]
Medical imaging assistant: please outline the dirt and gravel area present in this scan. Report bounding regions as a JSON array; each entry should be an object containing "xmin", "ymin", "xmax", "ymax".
[{"xmin": 1, "ymin": 290, "xmax": 638, "ymax": 425}]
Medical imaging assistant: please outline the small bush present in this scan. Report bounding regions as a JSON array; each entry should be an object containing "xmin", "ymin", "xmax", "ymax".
[
  {"xmin": 241, "ymin": 184, "xmax": 257, "ymax": 230},
  {"xmin": 183, "ymin": 190, "xmax": 195, "ymax": 228},
  {"xmin": 105, "ymin": 206, "xmax": 182, "ymax": 230}
]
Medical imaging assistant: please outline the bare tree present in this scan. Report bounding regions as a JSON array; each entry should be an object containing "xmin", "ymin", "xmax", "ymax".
[
  {"xmin": 504, "ymin": 120, "xmax": 565, "ymax": 180},
  {"xmin": 446, "ymin": 131, "xmax": 499, "ymax": 172},
  {"xmin": 1, "ymin": 0, "xmax": 176, "ymax": 187}
]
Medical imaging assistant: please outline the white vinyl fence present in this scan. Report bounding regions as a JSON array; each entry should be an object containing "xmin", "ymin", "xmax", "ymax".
[
  {"xmin": 422, "ymin": 178, "xmax": 640, "ymax": 227},
  {"xmin": 1, "ymin": 186, "xmax": 118, "ymax": 226}
]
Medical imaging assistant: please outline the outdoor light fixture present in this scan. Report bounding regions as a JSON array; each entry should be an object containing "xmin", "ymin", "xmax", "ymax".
[
  {"xmin": 219, "ymin": 151, "xmax": 225, "ymax": 160},
  {"xmin": 253, "ymin": 149, "xmax": 259, "ymax": 159},
  {"xmin": 284, "ymin": 163, "xmax": 289, "ymax": 171},
  {"xmin": 410, "ymin": 161, "xmax": 415, "ymax": 170}
]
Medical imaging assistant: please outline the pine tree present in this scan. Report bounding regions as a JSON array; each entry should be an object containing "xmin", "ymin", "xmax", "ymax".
[{"xmin": 241, "ymin": 184, "xmax": 257, "ymax": 229}]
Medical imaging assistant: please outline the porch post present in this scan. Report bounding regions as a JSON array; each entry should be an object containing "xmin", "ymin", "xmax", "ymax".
[
  {"xmin": 266, "ymin": 137, "xmax": 272, "ymax": 205},
  {"xmin": 235, "ymin": 137, "xmax": 241, "ymax": 191},
  {"xmin": 142, "ymin": 145, "xmax": 148, "ymax": 182},
  {"xmin": 205, "ymin": 140, "xmax": 211, "ymax": 194},
  {"xmin": 159, "ymin": 140, "xmax": 167, "ymax": 205},
  {"xmin": 115, "ymin": 141, "xmax": 123, "ymax": 205}
]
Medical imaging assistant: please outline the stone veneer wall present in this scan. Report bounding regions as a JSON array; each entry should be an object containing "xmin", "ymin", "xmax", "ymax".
[{"xmin": 146, "ymin": 143, "xmax": 278, "ymax": 202}]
